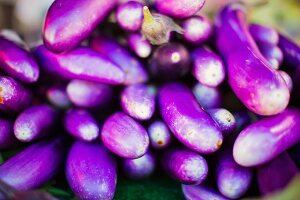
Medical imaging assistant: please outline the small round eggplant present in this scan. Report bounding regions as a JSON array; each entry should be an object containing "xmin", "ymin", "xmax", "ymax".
[
  {"xmin": 14, "ymin": 104, "xmax": 57, "ymax": 142},
  {"xmin": 64, "ymin": 109, "xmax": 99, "ymax": 142},
  {"xmin": 192, "ymin": 47, "xmax": 225, "ymax": 87},
  {"xmin": 249, "ymin": 24, "xmax": 279, "ymax": 45},
  {"xmin": 182, "ymin": 15, "xmax": 212, "ymax": 44},
  {"xmin": 207, "ymin": 108, "xmax": 236, "ymax": 135},
  {"xmin": 127, "ymin": 33, "xmax": 152, "ymax": 58},
  {"xmin": 121, "ymin": 84, "xmax": 156, "ymax": 121},
  {"xmin": 46, "ymin": 86, "xmax": 71, "ymax": 109},
  {"xmin": 66, "ymin": 142, "xmax": 117, "ymax": 200},
  {"xmin": 278, "ymin": 34, "xmax": 300, "ymax": 69},
  {"xmin": 101, "ymin": 112, "xmax": 149, "ymax": 159},
  {"xmin": 193, "ymin": 83, "xmax": 222, "ymax": 109},
  {"xmin": 278, "ymin": 70, "xmax": 293, "ymax": 92},
  {"xmin": 258, "ymin": 43, "xmax": 283, "ymax": 69},
  {"xmin": 162, "ymin": 149, "xmax": 208, "ymax": 185},
  {"xmin": 233, "ymin": 109, "xmax": 300, "ymax": 167},
  {"xmin": 182, "ymin": 184, "xmax": 229, "ymax": 200},
  {"xmin": 159, "ymin": 83, "xmax": 223, "ymax": 154},
  {"xmin": 0, "ymin": 118, "xmax": 17, "ymax": 149},
  {"xmin": 148, "ymin": 120, "xmax": 172, "ymax": 149},
  {"xmin": 122, "ymin": 151, "xmax": 155, "ymax": 179},
  {"xmin": 43, "ymin": 0, "xmax": 118, "ymax": 52},
  {"xmin": 66, "ymin": 79, "xmax": 113, "ymax": 108}
]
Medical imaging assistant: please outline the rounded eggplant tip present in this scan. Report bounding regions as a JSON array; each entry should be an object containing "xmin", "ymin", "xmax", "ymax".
[
  {"xmin": 79, "ymin": 124, "xmax": 99, "ymax": 141},
  {"xmin": 15, "ymin": 127, "xmax": 32, "ymax": 142}
]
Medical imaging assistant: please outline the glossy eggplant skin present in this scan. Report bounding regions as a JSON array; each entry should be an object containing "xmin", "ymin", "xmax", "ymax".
[
  {"xmin": 278, "ymin": 70, "xmax": 293, "ymax": 92},
  {"xmin": 216, "ymin": 3, "xmax": 289, "ymax": 116},
  {"xmin": 43, "ymin": 0, "xmax": 117, "ymax": 52},
  {"xmin": 193, "ymin": 83, "xmax": 221, "ymax": 109},
  {"xmin": 127, "ymin": 33, "xmax": 151, "ymax": 58},
  {"xmin": 66, "ymin": 142, "xmax": 117, "ymax": 200},
  {"xmin": 233, "ymin": 109, "xmax": 300, "ymax": 167},
  {"xmin": 148, "ymin": 120, "xmax": 172, "ymax": 149},
  {"xmin": 207, "ymin": 108, "xmax": 236, "ymax": 135},
  {"xmin": 46, "ymin": 86, "xmax": 71, "ymax": 109},
  {"xmin": 0, "ymin": 36, "xmax": 39, "ymax": 83},
  {"xmin": 0, "ymin": 118, "xmax": 17, "ymax": 149},
  {"xmin": 0, "ymin": 137, "xmax": 65, "ymax": 190},
  {"xmin": 249, "ymin": 24, "xmax": 279, "ymax": 45},
  {"xmin": 278, "ymin": 34, "xmax": 300, "ymax": 69},
  {"xmin": 258, "ymin": 43, "xmax": 283, "ymax": 70},
  {"xmin": 182, "ymin": 184, "xmax": 229, "ymax": 200},
  {"xmin": 159, "ymin": 83, "xmax": 223, "ymax": 154}
]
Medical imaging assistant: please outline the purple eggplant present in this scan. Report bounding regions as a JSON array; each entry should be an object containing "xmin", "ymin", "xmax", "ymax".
[
  {"xmin": 66, "ymin": 141, "xmax": 117, "ymax": 200},
  {"xmin": 216, "ymin": 3, "xmax": 289, "ymax": 116},
  {"xmin": 101, "ymin": 112, "xmax": 149, "ymax": 158},
  {"xmin": 0, "ymin": 76, "xmax": 32, "ymax": 113},
  {"xmin": 149, "ymin": 43, "xmax": 190, "ymax": 80},
  {"xmin": 0, "ymin": 36, "xmax": 39, "ymax": 83},
  {"xmin": 192, "ymin": 47, "xmax": 225, "ymax": 87},
  {"xmin": 159, "ymin": 83, "xmax": 223, "ymax": 154},
  {"xmin": 14, "ymin": 104, "xmax": 57, "ymax": 142},
  {"xmin": 64, "ymin": 109, "xmax": 99, "ymax": 142},
  {"xmin": 257, "ymin": 153, "xmax": 298, "ymax": 195},
  {"xmin": 66, "ymin": 79, "xmax": 113, "ymax": 108},
  {"xmin": 216, "ymin": 151, "xmax": 253, "ymax": 199},
  {"xmin": 33, "ymin": 45, "xmax": 125, "ymax": 85},
  {"xmin": 278, "ymin": 34, "xmax": 300, "ymax": 69},
  {"xmin": 121, "ymin": 84, "xmax": 156, "ymax": 121},
  {"xmin": 182, "ymin": 15, "xmax": 212, "ymax": 44},
  {"xmin": 233, "ymin": 108, "xmax": 300, "ymax": 167},
  {"xmin": 193, "ymin": 83, "xmax": 221, "ymax": 109},
  {"xmin": 258, "ymin": 43, "xmax": 283, "ymax": 69},
  {"xmin": 162, "ymin": 149, "xmax": 208, "ymax": 185},
  {"xmin": 0, "ymin": 118, "xmax": 17, "ymax": 149},
  {"xmin": 155, "ymin": 0, "xmax": 205, "ymax": 18},
  {"xmin": 90, "ymin": 35, "xmax": 148, "ymax": 85},
  {"xmin": 279, "ymin": 70, "xmax": 293, "ymax": 92},
  {"xmin": 207, "ymin": 108, "xmax": 236, "ymax": 135},
  {"xmin": 249, "ymin": 24, "xmax": 279, "ymax": 45},
  {"xmin": 43, "ymin": 0, "xmax": 117, "ymax": 52},
  {"xmin": 182, "ymin": 184, "xmax": 229, "ymax": 200},
  {"xmin": 122, "ymin": 151, "xmax": 155, "ymax": 179},
  {"xmin": 46, "ymin": 86, "xmax": 71, "ymax": 109},
  {"xmin": 0, "ymin": 137, "xmax": 65, "ymax": 190},
  {"xmin": 148, "ymin": 120, "xmax": 172, "ymax": 149},
  {"xmin": 116, "ymin": 1, "xmax": 143, "ymax": 32},
  {"xmin": 127, "ymin": 33, "xmax": 152, "ymax": 58}
]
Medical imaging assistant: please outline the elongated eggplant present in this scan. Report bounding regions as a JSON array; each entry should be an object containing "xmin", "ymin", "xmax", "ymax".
[
  {"xmin": 182, "ymin": 184, "xmax": 229, "ymax": 200},
  {"xmin": 193, "ymin": 83, "xmax": 221, "ymax": 109},
  {"xmin": 66, "ymin": 142, "xmax": 117, "ymax": 200},
  {"xmin": 207, "ymin": 108, "xmax": 236, "ymax": 135},
  {"xmin": 0, "ymin": 118, "xmax": 17, "ymax": 149},
  {"xmin": 148, "ymin": 120, "xmax": 172, "ymax": 149},
  {"xmin": 233, "ymin": 109, "xmax": 300, "ymax": 167},
  {"xmin": 278, "ymin": 34, "xmax": 300, "ymax": 69},
  {"xmin": 127, "ymin": 33, "xmax": 152, "ymax": 58},
  {"xmin": 159, "ymin": 83, "xmax": 223, "ymax": 154}
]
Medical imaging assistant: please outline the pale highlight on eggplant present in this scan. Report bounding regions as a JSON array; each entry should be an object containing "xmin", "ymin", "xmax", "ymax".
[
  {"xmin": 182, "ymin": 184, "xmax": 229, "ymax": 200},
  {"xmin": 207, "ymin": 108, "xmax": 236, "ymax": 134},
  {"xmin": 148, "ymin": 120, "xmax": 172, "ymax": 149},
  {"xmin": 193, "ymin": 83, "xmax": 221, "ymax": 109}
]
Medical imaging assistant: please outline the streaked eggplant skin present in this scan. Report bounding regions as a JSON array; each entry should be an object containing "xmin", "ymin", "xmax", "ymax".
[
  {"xmin": 216, "ymin": 4, "xmax": 289, "ymax": 116},
  {"xmin": 159, "ymin": 83, "xmax": 223, "ymax": 154},
  {"xmin": 0, "ymin": 76, "xmax": 32, "ymax": 113},
  {"xmin": 66, "ymin": 142, "xmax": 117, "ymax": 200},
  {"xmin": 182, "ymin": 184, "xmax": 229, "ymax": 200},
  {"xmin": 66, "ymin": 79, "xmax": 112, "ymax": 108},
  {"xmin": 216, "ymin": 151, "xmax": 252, "ymax": 199},
  {"xmin": 233, "ymin": 109, "xmax": 300, "ymax": 167},
  {"xmin": 33, "ymin": 45, "xmax": 125, "ymax": 85},
  {"xmin": 46, "ymin": 86, "xmax": 71, "ymax": 109},
  {"xmin": 207, "ymin": 108, "xmax": 236, "ymax": 135},
  {"xmin": 64, "ymin": 109, "xmax": 99, "ymax": 142},
  {"xmin": 163, "ymin": 149, "xmax": 208, "ymax": 185},
  {"xmin": 193, "ymin": 83, "xmax": 221, "ymax": 109},
  {"xmin": 258, "ymin": 43, "xmax": 283, "ymax": 70},
  {"xmin": 121, "ymin": 84, "xmax": 156, "ymax": 121},
  {"xmin": 0, "ymin": 118, "xmax": 17, "ymax": 149},
  {"xmin": 0, "ymin": 137, "xmax": 65, "ymax": 190},
  {"xmin": 249, "ymin": 24, "xmax": 279, "ymax": 45},
  {"xmin": 128, "ymin": 33, "xmax": 152, "ymax": 58},
  {"xmin": 155, "ymin": 0, "xmax": 205, "ymax": 18},
  {"xmin": 90, "ymin": 35, "xmax": 148, "ymax": 85},
  {"xmin": 257, "ymin": 153, "xmax": 298, "ymax": 195},
  {"xmin": 278, "ymin": 34, "xmax": 300, "ymax": 69},
  {"xmin": 14, "ymin": 104, "xmax": 57, "ymax": 142},
  {"xmin": 148, "ymin": 120, "xmax": 172, "ymax": 149},
  {"xmin": 0, "ymin": 36, "xmax": 39, "ymax": 83},
  {"xmin": 122, "ymin": 151, "xmax": 155, "ymax": 179},
  {"xmin": 192, "ymin": 47, "xmax": 225, "ymax": 87},
  {"xmin": 279, "ymin": 70, "xmax": 293, "ymax": 92},
  {"xmin": 101, "ymin": 112, "xmax": 149, "ymax": 158},
  {"xmin": 43, "ymin": 0, "xmax": 117, "ymax": 52}
]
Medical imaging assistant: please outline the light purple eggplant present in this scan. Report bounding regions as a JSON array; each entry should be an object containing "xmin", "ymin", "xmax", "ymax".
[
  {"xmin": 148, "ymin": 120, "xmax": 172, "ymax": 149},
  {"xmin": 122, "ymin": 151, "xmax": 155, "ymax": 179},
  {"xmin": 162, "ymin": 149, "xmax": 208, "ymax": 185},
  {"xmin": 192, "ymin": 47, "xmax": 225, "ymax": 87},
  {"xmin": 0, "ymin": 76, "xmax": 32, "ymax": 113},
  {"xmin": 278, "ymin": 34, "xmax": 300, "ymax": 69},
  {"xmin": 155, "ymin": 0, "xmax": 205, "ymax": 18},
  {"xmin": 159, "ymin": 83, "xmax": 223, "ymax": 154},
  {"xmin": 207, "ymin": 108, "xmax": 236, "ymax": 135},
  {"xmin": 64, "ymin": 109, "xmax": 99, "ymax": 142},
  {"xmin": 14, "ymin": 104, "xmax": 57, "ymax": 142},
  {"xmin": 0, "ymin": 118, "xmax": 17, "ymax": 149},
  {"xmin": 43, "ymin": 0, "xmax": 118, "ymax": 52},
  {"xmin": 278, "ymin": 70, "xmax": 293, "ymax": 92},
  {"xmin": 249, "ymin": 24, "xmax": 279, "ymax": 45},
  {"xmin": 258, "ymin": 43, "xmax": 283, "ymax": 69},
  {"xmin": 149, "ymin": 43, "xmax": 190, "ymax": 80},
  {"xmin": 101, "ymin": 112, "xmax": 149, "ymax": 158},
  {"xmin": 127, "ymin": 33, "xmax": 152, "ymax": 58},
  {"xmin": 182, "ymin": 184, "xmax": 229, "ymax": 200},
  {"xmin": 216, "ymin": 151, "xmax": 253, "ymax": 199},
  {"xmin": 66, "ymin": 141, "xmax": 117, "ymax": 200},
  {"xmin": 121, "ymin": 84, "xmax": 156, "ymax": 121},
  {"xmin": 33, "ymin": 45, "xmax": 125, "ymax": 85},
  {"xmin": 233, "ymin": 108, "xmax": 300, "ymax": 167},
  {"xmin": 46, "ymin": 86, "xmax": 71, "ymax": 109},
  {"xmin": 182, "ymin": 15, "xmax": 212, "ymax": 44},
  {"xmin": 90, "ymin": 35, "xmax": 148, "ymax": 85},
  {"xmin": 0, "ymin": 36, "xmax": 39, "ymax": 83},
  {"xmin": 257, "ymin": 153, "xmax": 298, "ymax": 195},
  {"xmin": 193, "ymin": 83, "xmax": 222, "ymax": 109},
  {"xmin": 66, "ymin": 79, "xmax": 113, "ymax": 108},
  {"xmin": 216, "ymin": 3, "xmax": 289, "ymax": 116},
  {"xmin": 0, "ymin": 137, "xmax": 65, "ymax": 190},
  {"xmin": 116, "ymin": 1, "xmax": 143, "ymax": 32}
]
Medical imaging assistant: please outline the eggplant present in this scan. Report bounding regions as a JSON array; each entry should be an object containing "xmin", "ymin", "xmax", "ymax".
[
  {"xmin": 148, "ymin": 120, "xmax": 172, "ymax": 149},
  {"xmin": 278, "ymin": 70, "xmax": 293, "ymax": 92},
  {"xmin": 249, "ymin": 24, "xmax": 279, "ymax": 45},
  {"xmin": 127, "ymin": 33, "xmax": 152, "ymax": 58},
  {"xmin": 278, "ymin": 34, "xmax": 300, "ymax": 69},
  {"xmin": 258, "ymin": 43, "xmax": 283, "ymax": 70},
  {"xmin": 193, "ymin": 83, "xmax": 221, "ymax": 109},
  {"xmin": 46, "ymin": 86, "xmax": 71, "ymax": 109},
  {"xmin": 182, "ymin": 184, "xmax": 229, "ymax": 200},
  {"xmin": 207, "ymin": 108, "xmax": 236, "ymax": 135}
]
